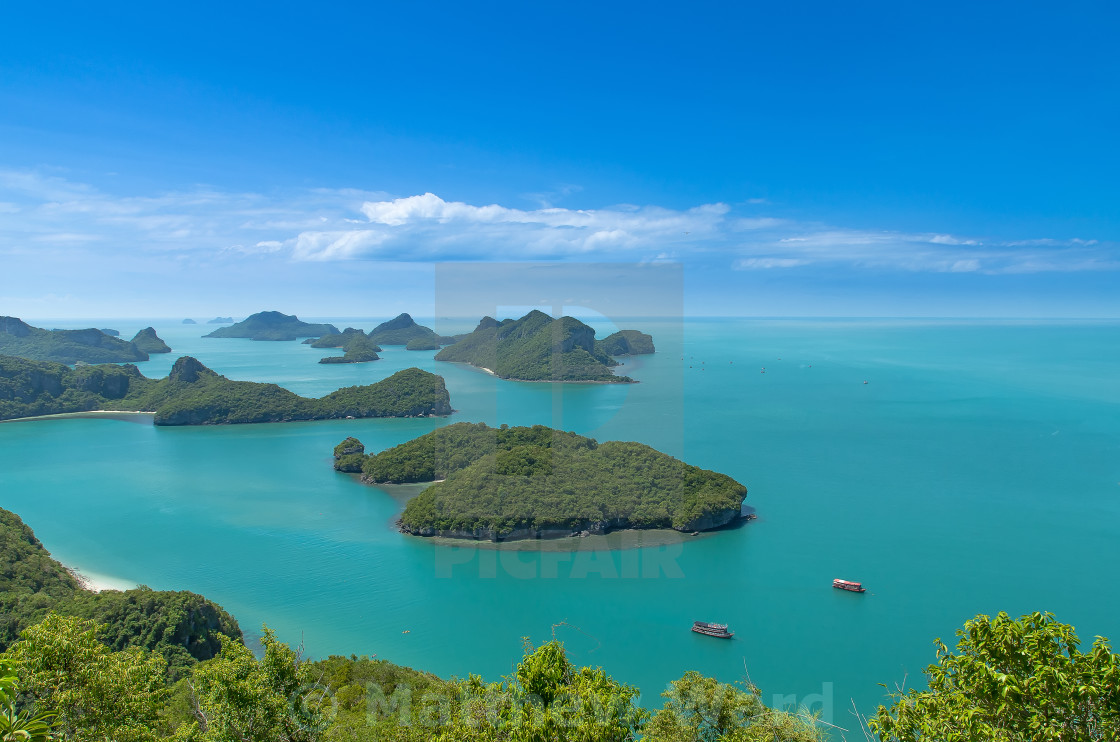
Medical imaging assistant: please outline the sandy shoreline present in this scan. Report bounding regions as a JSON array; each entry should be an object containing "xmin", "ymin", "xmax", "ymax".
[
  {"xmin": 66, "ymin": 565, "xmax": 139, "ymax": 593},
  {"xmin": 0, "ymin": 410, "xmax": 156, "ymax": 424}
]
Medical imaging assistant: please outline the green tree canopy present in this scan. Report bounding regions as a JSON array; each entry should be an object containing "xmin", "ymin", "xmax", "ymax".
[
  {"xmin": 643, "ymin": 670, "xmax": 826, "ymax": 742},
  {"xmin": 3, "ymin": 613, "xmax": 168, "ymax": 742},
  {"xmin": 871, "ymin": 611, "xmax": 1120, "ymax": 742}
]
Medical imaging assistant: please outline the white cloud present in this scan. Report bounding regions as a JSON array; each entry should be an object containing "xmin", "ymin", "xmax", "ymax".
[
  {"xmin": 733, "ymin": 258, "xmax": 810, "ymax": 270},
  {"xmin": 0, "ymin": 168, "xmax": 1114, "ymax": 277},
  {"xmin": 291, "ymin": 230, "xmax": 391, "ymax": 261}
]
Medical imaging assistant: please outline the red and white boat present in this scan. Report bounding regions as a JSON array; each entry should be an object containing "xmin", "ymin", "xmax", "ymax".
[{"xmin": 833, "ymin": 578, "xmax": 866, "ymax": 593}]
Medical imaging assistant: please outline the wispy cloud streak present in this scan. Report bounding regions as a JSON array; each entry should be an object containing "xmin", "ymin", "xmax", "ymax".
[{"xmin": 0, "ymin": 169, "xmax": 1114, "ymax": 275}]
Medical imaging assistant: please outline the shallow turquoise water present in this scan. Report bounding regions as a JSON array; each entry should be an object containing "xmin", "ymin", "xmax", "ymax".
[{"xmin": 2, "ymin": 318, "xmax": 1119, "ymax": 730}]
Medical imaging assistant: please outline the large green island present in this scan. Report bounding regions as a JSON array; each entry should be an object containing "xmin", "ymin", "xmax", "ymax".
[
  {"xmin": 0, "ymin": 316, "xmax": 160, "ymax": 364},
  {"xmin": 434, "ymin": 310, "xmax": 653, "ymax": 382},
  {"xmin": 333, "ymin": 422, "xmax": 745, "ymax": 540},
  {"xmin": 203, "ymin": 310, "xmax": 339, "ymax": 341},
  {"xmin": 0, "ymin": 355, "xmax": 452, "ymax": 424}
]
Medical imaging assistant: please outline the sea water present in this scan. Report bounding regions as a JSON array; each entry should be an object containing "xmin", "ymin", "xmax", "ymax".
[{"xmin": 1, "ymin": 318, "xmax": 1118, "ymax": 731}]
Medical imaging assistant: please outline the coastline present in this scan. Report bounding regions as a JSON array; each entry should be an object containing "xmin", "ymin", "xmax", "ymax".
[
  {"xmin": 443, "ymin": 360, "xmax": 634, "ymax": 384},
  {"xmin": 66, "ymin": 565, "xmax": 139, "ymax": 593},
  {"xmin": 0, "ymin": 410, "xmax": 156, "ymax": 424},
  {"xmin": 421, "ymin": 527, "xmax": 718, "ymax": 552}
]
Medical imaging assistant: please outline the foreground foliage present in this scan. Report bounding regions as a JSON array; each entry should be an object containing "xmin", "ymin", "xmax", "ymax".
[
  {"xmin": 6, "ymin": 614, "xmax": 169, "ymax": 742},
  {"xmin": 871, "ymin": 611, "xmax": 1120, "ymax": 742},
  {"xmin": 337, "ymin": 422, "xmax": 747, "ymax": 537},
  {"xmin": 645, "ymin": 671, "xmax": 826, "ymax": 742},
  {"xmin": 0, "ymin": 659, "xmax": 56, "ymax": 741},
  {"xmin": 2, "ymin": 584, "xmax": 1115, "ymax": 742}
]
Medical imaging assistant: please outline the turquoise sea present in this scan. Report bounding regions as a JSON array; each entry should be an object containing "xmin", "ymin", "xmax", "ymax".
[{"xmin": 2, "ymin": 317, "xmax": 1119, "ymax": 732}]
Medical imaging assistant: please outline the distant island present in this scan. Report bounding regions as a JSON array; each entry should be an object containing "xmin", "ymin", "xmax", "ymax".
[
  {"xmin": 405, "ymin": 337, "xmax": 440, "ymax": 351},
  {"xmin": 597, "ymin": 329, "xmax": 655, "ymax": 356},
  {"xmin": 0, "ymin": 316, "xmax": 150, "ymax": 364},
  {"xmin": 129, "ymin": 327, "xmax": 172, "ymax": 354},
  {"xmin": 0, "ymin": 355, "xmax": 452, "ymax": 424},
  {"xmin": 319, "ymin": 334, "xmax": 381, "ymax": 364},
  {"xmin": 369, "ymin": 313, "xmax": 453, "ymax": 347},
  {"xmin": 207, "ymin": 316, "xmax": 234, "ymax": 324},
  {"xmin": 334, "ymin": 422, "xmax": 745, "ymax": 541},
  {"xmin": 182, "ymin": 319, "xmax": 197, "ymax": 324},
  {"xmin": 204, "ymin": 311, "xmax": 339, "ymax": 341},
  {"xmin": 433, "ymin": 311, "xmax": 653, "ymax": 382},
  {"xmin": 99, "ymin": 328, "xmax": 120, "ymax": 337}
]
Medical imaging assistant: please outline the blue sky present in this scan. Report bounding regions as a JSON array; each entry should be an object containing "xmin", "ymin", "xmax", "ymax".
[{"xmin": 1, "ymin": 1, "xmax": 1117, "ymax": 318}]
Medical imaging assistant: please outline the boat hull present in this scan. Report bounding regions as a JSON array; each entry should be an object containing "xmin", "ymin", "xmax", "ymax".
[{"xmin": 692, "ymin": 621, "xmax": 734, "ymax": 638}]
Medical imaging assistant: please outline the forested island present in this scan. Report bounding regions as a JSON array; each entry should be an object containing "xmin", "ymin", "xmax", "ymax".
[
  {"xmin": 0, "ymin": 316, "xmax": 152, "ymax": 364},
  {"xmin": 206, "ymin": 316, "xmax": 234, "ymax": 324},
  {"xmin": 333, "ymin": 422, "xmax": 745, "ymax": 540},
  {"xmin": 130, "ymin": 326, "xmax": 172, "ymax": 354},
  {"xmin": 368, "ymin": 312, "xmax": 454, "ymax": 347},
  {"xmin": 0, "ymin": 355, "xmax": 452, "ymax": 424},
  {"xmin": 203, "ymin": 310, "xmax": 339, "ymax": 341},
  {"xmin": 308, "ymin": 328, "xmax": 383, "ymax": 363},
  {"xmin": 597, "ymin": 329, "xmax": 655, "ymax": 356},
  {"xmin": 433, "ymin": 311, "xmax": 653, "ymax": 382}
]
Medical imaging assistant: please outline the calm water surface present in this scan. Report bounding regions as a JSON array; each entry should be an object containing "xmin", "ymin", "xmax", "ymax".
[{"xmin": 2, "ymin": 317, "xmax": 1118, "ymax": 730}]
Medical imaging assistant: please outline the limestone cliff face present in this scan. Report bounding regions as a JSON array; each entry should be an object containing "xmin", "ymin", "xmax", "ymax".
[
  {"xmin": 130, "ymin": 327, "xmax": 171, "ymax": 354},
  {"xmin": 333, "ymin": 437, "xmax": 367, "ymax": 472},
  {"xmin": 563, "ymin": 325, "xmax": 595, "ymax": 353},
  {"xmin": 676, "ymin": 507, "xmax": 742, "ymax": 532},
  {"xmin": 168, "ymin": 356, "xmax": 210, "ymax": 383},
  {"xmin": 0, "ymin": 317, "xmax": 33, "ymax": 337},
  {"xmin": 399, "ymin": 509, "xmax": 744, "ymax": 542},
  {"xmin": 18, "ymin": 368, "xmax": 65, "ymax": 398},
  {"xmin": 73, "ymin": 365, "xmax": 140, "ymax": 399},
  {"xmin": 474, "ymin": 316, "xmax": 499, "ymax": 332}
]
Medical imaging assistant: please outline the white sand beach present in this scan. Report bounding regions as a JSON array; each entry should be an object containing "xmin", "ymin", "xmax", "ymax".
[
  {"xmin": 0, "ymin": 410, "xmax": 156, "ymax": 424},
  {"xmin": 68, "ymin": 567, "xmax": 139, "ymax": 593}
]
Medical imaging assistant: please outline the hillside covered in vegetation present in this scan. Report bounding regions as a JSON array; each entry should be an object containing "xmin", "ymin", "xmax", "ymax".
[
  {"xmin": 0, "ymin": 508, "xmax": 240, "ymax": 679},
  {"xmin": 0, "ymin": 355, "xmax": 452, "ymax": 424},
  {"xmin": 203, "ymin": 310, "xmax": 339, "ymax": 340},
  {"xmin": 433, "ymin": 311, "xmax": 651, "ymax": 382},
  {"xmin": 368, "ymin": 312, "xmax": 452, "ymax": 346},
  {"xmin": 0, "ymin": 316, "xmax": 151, "ymax": 364},
  {"xmin": 597, "ymin": 329, "xmax": 655, "ymax": 356},
  {"xmin": 129, "ymin": 326, "xmax": 172, "ymax": 354},
  {"xmin": 334, "ymin": 422, "xmax": 746, "ymax": 539}
]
